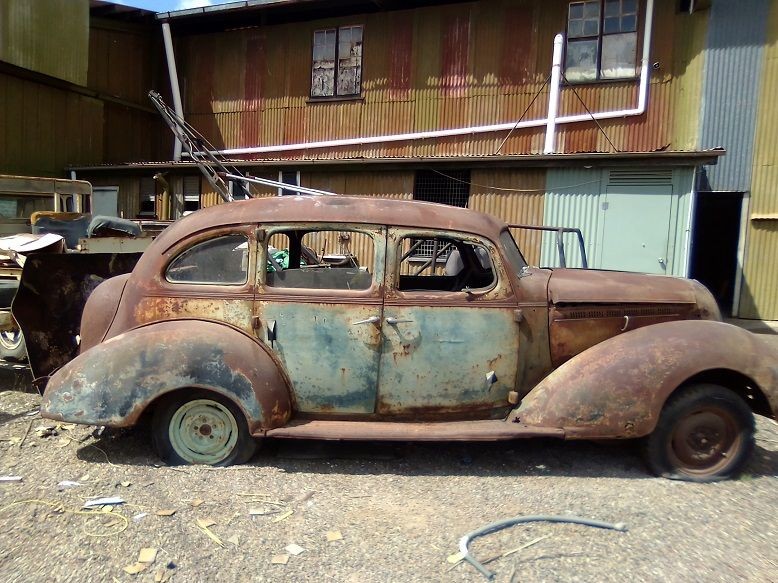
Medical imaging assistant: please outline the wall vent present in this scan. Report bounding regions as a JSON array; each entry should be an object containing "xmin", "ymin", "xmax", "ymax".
[{"xmin": 608, "ymin": 169, "xmax": 673, "ymax": 186}]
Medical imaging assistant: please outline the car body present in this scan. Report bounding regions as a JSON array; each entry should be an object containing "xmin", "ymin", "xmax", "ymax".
[{"xmin": 40, "ymin": 196, "xmax": 778, "ymax": 480}]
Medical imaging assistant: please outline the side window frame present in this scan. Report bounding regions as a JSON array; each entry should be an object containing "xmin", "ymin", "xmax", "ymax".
[
  {"xmin": 161, "ymin": 228, "xmax": 256, "ymax": 290},
  {"xmin": 385, "ymin": 228, "xmax": 514, "ymax": 302},
  {"xmin": 257, "ymin": 223, "xmax": 386, "ymax": 298}
]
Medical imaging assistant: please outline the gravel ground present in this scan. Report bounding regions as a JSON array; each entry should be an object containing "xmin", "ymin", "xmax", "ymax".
[{"xmin": 0, "ymin": 368, "xmax": 776, "ymax": 583}]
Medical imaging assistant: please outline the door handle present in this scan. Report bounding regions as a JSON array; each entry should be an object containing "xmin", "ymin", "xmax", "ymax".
[
  {"xmin": 385, "ymin": 316, "xmax": 413, "ymax": 325},
  {"xmin": 352, "ymin": 316, "xmax": 380, "ymax": 325}
]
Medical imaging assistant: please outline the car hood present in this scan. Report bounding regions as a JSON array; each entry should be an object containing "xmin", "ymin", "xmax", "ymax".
[{"xmin": 547, "ymin": 269, "xmax": 698, "ymax": 305}]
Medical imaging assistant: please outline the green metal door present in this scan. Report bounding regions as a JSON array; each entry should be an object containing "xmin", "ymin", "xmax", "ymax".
[{"xmin": 599, "ymin": 185, "xmax": 674, "ymax": 274}]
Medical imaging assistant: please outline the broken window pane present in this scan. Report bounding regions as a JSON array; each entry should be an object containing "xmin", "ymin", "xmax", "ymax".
[
  {"xmin": 311, "ymin": 28, "xmax": 336, "ymax": 97},
  {"xmin": 565, "ymin": 39, "xmax": 598, "ymax": 81},
  {"xmin": 601, "ymin": 32, "xmax": 637, "ymax": 78},
  {"xmin": 337, "ymin": 25, "xmax": 363, "ymax": 96}
]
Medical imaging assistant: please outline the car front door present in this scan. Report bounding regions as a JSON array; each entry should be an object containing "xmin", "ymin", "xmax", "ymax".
[
  {"xmin": 253, "ymin": 224, "xmax": 386, "ymax": 414},
  {"xmin": 376, "ymin": 228, "xmax": 520, "ymax": 418}
]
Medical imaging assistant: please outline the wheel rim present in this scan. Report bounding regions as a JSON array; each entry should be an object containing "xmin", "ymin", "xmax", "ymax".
[
  {"xmin": 168, "ymin": 399, "xmax": 239, "ymax": 465},
  {"xmin": 0, "ymin": 328, "xmax": 22, "ymax": 351},
  {"xmin": 666, "ymin": 405, "xmax": 742, "ymax": 477}
]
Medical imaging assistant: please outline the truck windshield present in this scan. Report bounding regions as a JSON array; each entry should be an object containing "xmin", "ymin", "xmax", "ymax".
[{"xmin": 499, "ymin": 230, "xmax": 527, "ymax": 272}]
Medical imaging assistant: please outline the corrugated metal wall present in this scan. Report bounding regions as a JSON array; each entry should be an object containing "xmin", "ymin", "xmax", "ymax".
[
  {"xmin": 468, "ymin": 169, "xmax": 545, "ymax": 265},
  {"xmin": 0, "ymin": 0, "xmax": 89, "ymax": 85},
  {"xmin": 541, "ymin": 168, "xmax": 604, "ymax": 268},
  {"xmin": 699, "ymin": 0, "xmax": 770, "ymax": 191},
  {"xmin": 738, "ymin": 0, "xmax": 778, "ymax": 319},
  {"xmin": 178, "ymin": 0, "xmax": 694, "ymax": 160},
  {"xmin": 0, "ymin": 72, "xmax": 104, "ymax": 177}
]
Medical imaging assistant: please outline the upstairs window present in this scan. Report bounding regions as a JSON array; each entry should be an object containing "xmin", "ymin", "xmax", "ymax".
[
  {"xmin": 311, "ymin": 25, "xmax": 363, "ymax": 98},
  {"xmin": 565, "ymin": 0, "xmax": 638, "ymax": 82}
]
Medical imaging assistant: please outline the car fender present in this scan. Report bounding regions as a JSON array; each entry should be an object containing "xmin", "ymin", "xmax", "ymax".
[
  {"xmin": 41, "ymin": 319, "xmax": 293, "ymax": 432},
  {"xmin": 516, "ymin": 320, "xmax": 778, "ymax": 439}
]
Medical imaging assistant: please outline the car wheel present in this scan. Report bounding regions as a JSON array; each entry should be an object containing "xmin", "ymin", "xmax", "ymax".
[
  {"xmin": 152, "ymin": 390, "xmax": 257, "ymax": 466},
  {"xmin": 643, "ymin": 384, "xmax": 754, "ymax": 482},
  {"xmin": 0, "ymin": 322, "xmax": 27, "ymax": 362}
]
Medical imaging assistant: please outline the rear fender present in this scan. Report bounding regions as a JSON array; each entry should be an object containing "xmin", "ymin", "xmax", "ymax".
[
  {"xmin": 516, "ymin": 320, "xmax": 778, "ymax": 439},
  {"xmin": 41, "ymin": 319, "xmax": 293, "ymax": 432}
]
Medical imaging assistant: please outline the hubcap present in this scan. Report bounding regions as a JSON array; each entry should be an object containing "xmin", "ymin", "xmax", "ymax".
[
  {"xmin": 0, "ymin": 328, "xmax": 22, "ymax": 351},
  {"xmin": 667, "ymin": 406, "xmax": 741, "ymax": 476},
  {"xmin": 169, "ymin": 399, "xmax": 239, "ymax": 464}
]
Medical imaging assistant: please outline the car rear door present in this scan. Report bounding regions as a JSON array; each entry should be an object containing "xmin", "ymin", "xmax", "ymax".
[{"xmin": 253, "ymin": 224, "xmax": 386, "ymax": 415}]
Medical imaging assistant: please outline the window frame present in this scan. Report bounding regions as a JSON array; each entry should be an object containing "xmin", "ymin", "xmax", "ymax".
[
  {"xmin": 164, "ymin": 231, "xmax": 253, "ymax": 288},
  {"xmin": 388, "ymin": 228, "xmax": 508, "ymax": 300},
  {"xmin": 310, "ymin": 24, "xmax": 364, "ymax": 99},
  {"xmin": 564, "ymin": 0, "xmax": 640, "ymax": 84},
  {"xmin": 258, "ymin": 223, "xmax": 385, "ymax": 298}
]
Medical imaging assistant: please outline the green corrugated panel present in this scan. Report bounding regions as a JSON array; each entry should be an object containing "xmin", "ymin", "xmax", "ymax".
[{"xmin": 0, "ymin": 0, "xmax": 88, "ymax": 86}]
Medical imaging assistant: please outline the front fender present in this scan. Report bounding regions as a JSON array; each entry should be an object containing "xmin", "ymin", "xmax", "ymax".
[
  {"xmin": 41, "ymin": 319, "xmax": 293, "ymax": 432},
  {"xmin": 517, "ymin": 320, "xmax": 778, "ymax": 439}
]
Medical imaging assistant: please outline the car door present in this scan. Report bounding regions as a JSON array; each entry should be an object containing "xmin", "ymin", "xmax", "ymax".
[
  {"xmin": 376, "ymin": 228, "xmax": 520, "ymax": 418},
  {"xmin": 253, "ymin": 224, "xmax": 386, "ymax": 414}
]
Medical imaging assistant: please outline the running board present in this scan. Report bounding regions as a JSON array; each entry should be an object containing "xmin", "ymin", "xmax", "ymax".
[{"xmin": 262, "ymin": 419, "xmax": 564, "ymax": 441}]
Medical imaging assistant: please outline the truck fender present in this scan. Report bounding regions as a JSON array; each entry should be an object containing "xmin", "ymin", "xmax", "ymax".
[
  {"xmin": 41, "ymin": 319, "xmax": 293, "ymax": 432},
  {"xmin": 516, "ymin": 320, "xmax": 778, "ymax": 439}
]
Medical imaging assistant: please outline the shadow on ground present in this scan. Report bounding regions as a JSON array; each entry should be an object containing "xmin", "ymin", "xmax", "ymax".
[{"xmin": 75, "ymin": 425, "xmax": 778, "ymax": 481}]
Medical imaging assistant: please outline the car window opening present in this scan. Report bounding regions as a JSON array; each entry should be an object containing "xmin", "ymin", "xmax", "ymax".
[{"xmin": 398, "ymin": 236, "xmax": 495, "ymax": 292}]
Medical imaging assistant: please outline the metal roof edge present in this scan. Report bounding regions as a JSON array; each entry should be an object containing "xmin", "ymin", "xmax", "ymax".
[
  {"xmin": 69, "ymin": 150, "xmax": 726, "ymax": 173},
  {"xmin": 155, "ymin": 0, "xmax": 319, "ymax": 20}
]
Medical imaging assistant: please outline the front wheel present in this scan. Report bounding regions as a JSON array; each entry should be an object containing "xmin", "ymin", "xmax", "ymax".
[
  {"xmin": 0, "ymin": 321, "xmax": 27, "ymax": 362},
  {"xmin": 643, "ymin": 384, "xmax": 754, "ymax": 482},
  {"xmin": 152, "ymin": 390, "xmax": 257, "ymax": 466}
]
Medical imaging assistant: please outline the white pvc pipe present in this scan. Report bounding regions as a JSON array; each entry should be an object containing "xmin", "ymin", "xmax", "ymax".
[
  {"xmin": 544, "ymin": 34, "xmax": 564, "ymax": 154},
  {"xmin": 162, "ymin": 22, "xmax": 184, "ymax": 161},
  {"xmin": 212, "ymin": 0, "xmax": 654, "ymax": 157}
]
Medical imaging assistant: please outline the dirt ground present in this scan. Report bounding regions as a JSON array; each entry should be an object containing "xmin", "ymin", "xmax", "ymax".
[{"xmin": 0, "ymin": 368, "xmax": 776, "ymax": 583}]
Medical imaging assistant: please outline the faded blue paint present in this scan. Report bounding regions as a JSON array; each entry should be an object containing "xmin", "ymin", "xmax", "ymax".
[
  {"xmin": 377, "ymin": 306, "xmax": 519, "ymax": 414},
  {"xmin": 699, "ymin": 0, "xmax": 770, "ymax": 191},
  {"xmin": 255, "ymin": 301, "xmax": 383, "ymax": 413}
]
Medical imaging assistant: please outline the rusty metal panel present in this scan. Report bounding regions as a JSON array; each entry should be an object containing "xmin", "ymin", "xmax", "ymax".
[
  {"xmin": 0, "ymin": 0, "xmax": 88, "ymax": 85},
  {"xmin": 739, "ymin": 222, "xmax": 778, "ymax": 319},
  {"xmin": 468, "ymin": 169, "xmax": 546, "ymax": 265}
]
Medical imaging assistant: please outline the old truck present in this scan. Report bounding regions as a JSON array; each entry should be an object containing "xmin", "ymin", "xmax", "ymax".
[
  {"xmin": 0, "ymin": 174, "xmax": 166, "ymax": 366},
  {"xmin": 35, "ymin": 195, "xmax": 778, "ymax": 481}
]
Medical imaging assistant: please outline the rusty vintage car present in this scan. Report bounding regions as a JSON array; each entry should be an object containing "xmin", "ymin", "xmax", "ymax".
[{"xmin": 39, "ymin": 196, "xmax": 778, "ymax": 480}]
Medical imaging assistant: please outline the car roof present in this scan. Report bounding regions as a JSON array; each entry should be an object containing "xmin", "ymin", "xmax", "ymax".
[{"xmin": 152, "ymin": 195, "xmax": 508, "ymax": 251}]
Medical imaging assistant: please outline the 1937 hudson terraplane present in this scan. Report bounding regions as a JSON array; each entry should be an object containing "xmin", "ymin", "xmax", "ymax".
[{"xmin": 38, "ymin": 196, "xmax": 778, "ymax": 481}]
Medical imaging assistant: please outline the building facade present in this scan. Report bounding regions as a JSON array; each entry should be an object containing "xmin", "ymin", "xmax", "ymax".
[{"xmin": 4, "ymin": 0, "xmax": 778, "ymax": 319}]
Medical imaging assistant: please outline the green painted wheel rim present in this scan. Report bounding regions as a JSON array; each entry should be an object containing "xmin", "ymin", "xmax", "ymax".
[{"xmin": 169, "ymin": 399, "xmax": 239, "ymax": 465}]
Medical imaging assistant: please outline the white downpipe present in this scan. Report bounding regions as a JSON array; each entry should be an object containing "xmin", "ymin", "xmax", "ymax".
[
  {"xmin": 212, "ymin": 0, "xmax": 654, "ymax": 157},
  {"xmin": 543, "ymin": 34, "xmax": 564, "ymax": 154},
  {"xmin": 162, "ymin": 22, "xmax": 185, "ymax": 161}
]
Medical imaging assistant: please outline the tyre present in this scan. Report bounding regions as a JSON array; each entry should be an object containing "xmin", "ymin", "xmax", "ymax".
[
  {"xmin": 643, "ymin": 384, "xmax": 754, "ymax": 482},
  {"xmin": 0, "ymin": 322, "xmax": 27, "ymax": 362},
  {"xmin": 152, "ymin": 390, "xmax": 257, "ymax": 466}
]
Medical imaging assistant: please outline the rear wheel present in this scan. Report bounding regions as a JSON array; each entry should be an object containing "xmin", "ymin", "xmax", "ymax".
[
  {"xmin": 643, "ymin": 384, "xmax": 754, "ymax": 482},
  {"xmin": 152, "ymin": 390, "xmax": 257, "ymax": 466}
]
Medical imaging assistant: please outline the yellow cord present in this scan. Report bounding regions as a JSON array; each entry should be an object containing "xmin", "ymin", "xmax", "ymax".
[{"xmin": 0, "ymin": 499, "xmax": 129, "ymax": 537}]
